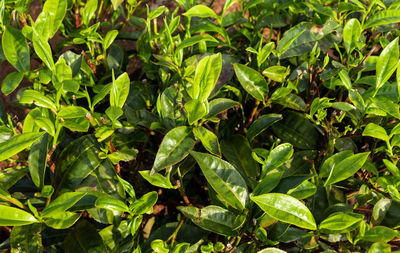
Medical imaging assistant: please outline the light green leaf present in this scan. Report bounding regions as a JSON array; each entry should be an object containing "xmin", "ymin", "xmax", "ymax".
[
  {"xmin": 193, "ymin": 53, "xmax": 222, "ymax": 102},
  {"xmin": 362, "ymin": 123, "xmax": 389, "ymax": 141},
  {"xmin": 41, "ymin": 192, "xmax": 86, "ymax": 217},
  {"xmin": 183, "ymin": 5, "xmax": 218, "ymax": 19},
  {"xmin": 261, "ymin": 143, "xmax": 293, "ymax": 178},
  {"xmin": 2, "ymin": 26, "xmax": 30, "ymax": 72},
  {"xmin": 139, "ymin": 170, "xmax": 175, "ymax": 189},
  {"xmin": 376, "ymin": 37, "xmax": 399, "ymax": 91},
  {"xmin": 130, "ymin": 191, "xmax": 158, "ymax": 215},
  {"xmin": 34, "ymin": 0, "xmax": 67, "ymax": 39},
  {"xmin": 103, "ymin": 30, "xmax": 118, "ymax": 51},
  {"xmin": 19, "ymin": 89, "xmax": 57, "ymax": 111},
  {"xmin": 0, "ymin": 206, "xmax": 37, "ymax": 226},
  {"xmin": 319, "ymin": 150, "xmax": 353, "ymax": 178},
  {"xmin": 176, "ymin": 34, "xmax": 218, "ymax": 52},
  {"xmin": 338, "ymin": 69, "xmax": 352, "ymax": 90},
  {"xmin": 364, "ymin": 10, "xmax": 400, "ymax": 29},
  {"xmin": 193, "ymin": 126, "xmax": 221, "ymax": 156},
  {"xmin": 177, "ymin": 205, "xmax": 245, "ymax": 236},
  {"xmin": 343, "ymin": 18, "xmax": 362, "ymax": 54},
  {"xmin": 96, "ymin": 195, "xmax": 129, "ymax": 212},
  {"xmin": 0, "ymin": 132, "xmax": 44, "ymax": 161},
  {"xmin": 151, "ymin": 126, "xmax": 195, "ymax": 174},
  {"xmin": 234, "ymin": 63, "xmax": 268, "ymax": 101},
  {"xmin": 1, "ymin": 72, "xmax": 24, "ymax": 95},
  {"xmin": 319, "ymin": 211, "xmax": 363, "ymax": 234},
  {"xmin": 110, "ymin": 72, "xmax": 130, "ymax": 108},
  {"xmin": 251, "ymin": 193, "xmax": 317, "ymax": 230},
  {"xmin": 262, "ymin": 66, "xmax": 289, "ymax": 82},
  {"xmin": 324, "ymin": 152, "xmax": 370, "ymax": 186},
  {"xmin": 190, "ymin": 151, "xmax": 249, "ymax": 211},
  {"xmin": 185, "ymin": 99, "xmax": 208, "ymax": 125},
  {"xmin": 82, "ymin": 0, "xmax": 98, "ymax": 26},
  {"xmin": 31, "ymin": 27, "xmax": 55, "ymax": 72}
]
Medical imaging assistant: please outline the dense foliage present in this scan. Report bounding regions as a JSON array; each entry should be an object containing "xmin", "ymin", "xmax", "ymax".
[{"xmin": 1, "ymin": 0, "xmax": 400, "ymax": 252}]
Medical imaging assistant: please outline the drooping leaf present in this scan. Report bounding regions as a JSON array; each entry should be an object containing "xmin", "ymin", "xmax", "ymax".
[
  {"xmin": 221, "ymin": 135, "xmax": 259, "ymax": 179},
  {"xmin": 190, "ymin": 151, "xmax": 249, "ymax": 211},
  {"xmin": 193, "ymin": 126, "xmax": 221, "ymax": 156},
  {"xmin": 177, "ymin": 205, "xmax": 245, "ymax": 236}
]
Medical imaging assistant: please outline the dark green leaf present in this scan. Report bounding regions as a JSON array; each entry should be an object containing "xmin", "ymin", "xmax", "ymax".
[
  {"xmin": 0, "ymin": 132, "xmax": 44, "ymax": 161},
  {"xmin": 1, "ymin": 72, "xmax": 24, "ymax": 95}
]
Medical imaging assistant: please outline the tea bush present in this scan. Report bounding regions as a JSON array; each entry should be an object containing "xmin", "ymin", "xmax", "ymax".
[{"xmin": 1, "ymin": 0, "xmax": 400, "ymax": 252}]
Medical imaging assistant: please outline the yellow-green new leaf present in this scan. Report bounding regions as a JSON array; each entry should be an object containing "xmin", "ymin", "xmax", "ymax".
[
  {"xmin": 2, "ymin": 26, "xmax": 30, "ymax": 73},
  {"xmin": 251, "ymin": 193, "xmax": 316, "ymax": 230},
  {"xmin": 363, "ymin": 123, "xmax": 389, "ymax": 141},
  {"xmin": 376, "ymin": 37, "xmax": 399, "ymax": 91},
  {"xmin": 193, "ymin": 54, "xmax": 222, "ymax": 102},
  {"xmin": 0, "ymin": 205, "xmax": 37, "ymax": 226}
]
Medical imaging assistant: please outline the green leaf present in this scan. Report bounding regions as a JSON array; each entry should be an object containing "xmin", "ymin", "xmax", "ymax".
[
  {"xmin": 319, "ymin": 150, "xmax": 353, "ymax": 178},
  {"xmin": 95, "ymin": 195, "xmax": 130, "ymax": 212},
  {"xmin": 82, "ymin": 0, "xmax": 98, "ymax": 26},
  {"xmin": 372, "ymin": 97, "xmax": 400, "ymax": 119},
  {"xmin": 0, "ymin": 132, "xmax": 44, "ymax": 161},
  {"xmin": 111, "ymin": 0, "xmax": 123, "ymax": 10},
  {"xmin": 1, "ymin": 71, "xmax": 24, "ymax": 95},
  {"xmin": 10, "ymin": 224, "xmax": 43, "ymax": 253},
  {"xmin": 64, "ymin": 220, "xmax": 107, "ymax": 253},
  {"xmin": 34, "ymin": 0, "xmax": 67, "ymax": 39},
  {"xmin": 363, "ymin": 123, "xmax": 389, "ymax": 141},
  {"xmin": 41, "ymin": 192, "xmax": 86, "ymax": 217},
  {"xmin": 177, "ymin": 205, "xmax": 244, "ymax": 236},
  {"xmin": 324, "ymin": 152, "xmax": 370, "ymax": 186},
  {"xmin": 185, "ymin": 99, "xmax": 208, "ymax": 125},
  {"xmin": 383, "ymin": 159, "xmax": 400, "ymax": 177},
  {"xmin": 258, "ymin": 248, "xmax": 286, "ymax": 253},
  {"xmin": 176, "ymin": 35, "xmax": 218, "ymax": 52},
  {"xmin": 19, "ymin": 89, "xmax": 57, "ymax": 111},
  {"xmin": 58, "ymin": 106, "xmax": 90, "ymax": 132},
  {"xmin": 31, "ymin": 27, "xmax": 55, "ymax": 72},
  {"xmin": 376, "ymin": 37, "xmax": 399, "ymax": 91},
  {"xmin": 253, "ymin": 170, "xmax": 283, "ymax": 196},
  {"xmin": 338, "ymin": 69, "xmax": 352, "ymax": 90},
  {"xmin": 44, "ymin": 211, "xmax": 81, "ymax": 229},
  {"xmin": 103, "ymin": 30, "xmax": 118, "ymax": 51},
  {"xmin": 190, "ymin": 151, "xmax": 249, "ymax": 211},
  {"xmin": 257, "ymin": 42, "xmax": 274, "ymax": 68},
  {"xmin": 363, "ymin": 226, "xmax": 397, "ymax": 242},
  {"xmin": 262, "ymin": 66, "xmax": 290, "ymax": 82},
  {"xmin": 261, "ymin": 143, "xmax": 293, "ymax": 178},
  {"xmin": 192, "ymin": 54, "xmax": 222, "ymax": 102},
  {"xmin": 364, "ymin": 10, "xmax": 400, "ymax": 29},
  {"xmin": 139, "ymin": 170, "xmax": 175, "ymax": 189},
  {"xmin": 343, "ymin": 18, "xmax": 362, "ymax": 54},
  {"xmin": 183, "ymin": 5, "xmax": 218, "ymax": 19},
  {"xmin": 234, "ymin": 63, "xmax": 268, "ymax": 101},
  {"xmin": 368, "ymin": 242, "xmax": 391, "ymax": 253},
  {"xmin": 193, "ymin": 126, "xmax": 221, "ymax": 156},
  {"xmin": 28, "ymin": 133, "xmax": 48, "ymax": 188},
  {"xmin": 251, "ymin": 193, "xmax": 317, "ymax": 230},
  {"xmin": 221, "ymin": 135, "xmax": 259, "ymax": 179},
  {"xmin": 35, "ymin": 116, "xmax": 55, "ymax": 136},
  {"xmin": 207, "ymin": 98, "xmax": 239, "ymax": 118},
  {"xmin": 246, "ymin": 114, "xmax": 282, "ymax": 142},
  {"xmin": 147, "ymin": 6, "xmax": 167, "ymax": 20},
  {"xmin": 319, "ymin": 212, "xmax": 363, "ymax": 234},
  {"xmin": 110, "ymin": 72, "xmax": 130, "ymax": 108},
  {"xmin": 2, "ymin": 26, "xmax": 30, "ymax": 72},
  {"xmin": 151, "ymin": 126, "xmax": 195, "ymax": 174},
  {"xmin": 130, "ymin": 191, "xmax": 158, "ymax": 215},
  {"xmin": 0, "ymin": 205, "xmax": 37, "ymax": 226},
  {"xmin": 287, "ymin": 180, "xmax": 317, "ymax": 200}
]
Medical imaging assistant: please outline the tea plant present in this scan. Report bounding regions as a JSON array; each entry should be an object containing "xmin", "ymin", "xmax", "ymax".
[{"xmin": 1, "ymin": 0, "xmax": 400, "ymax": 252}]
